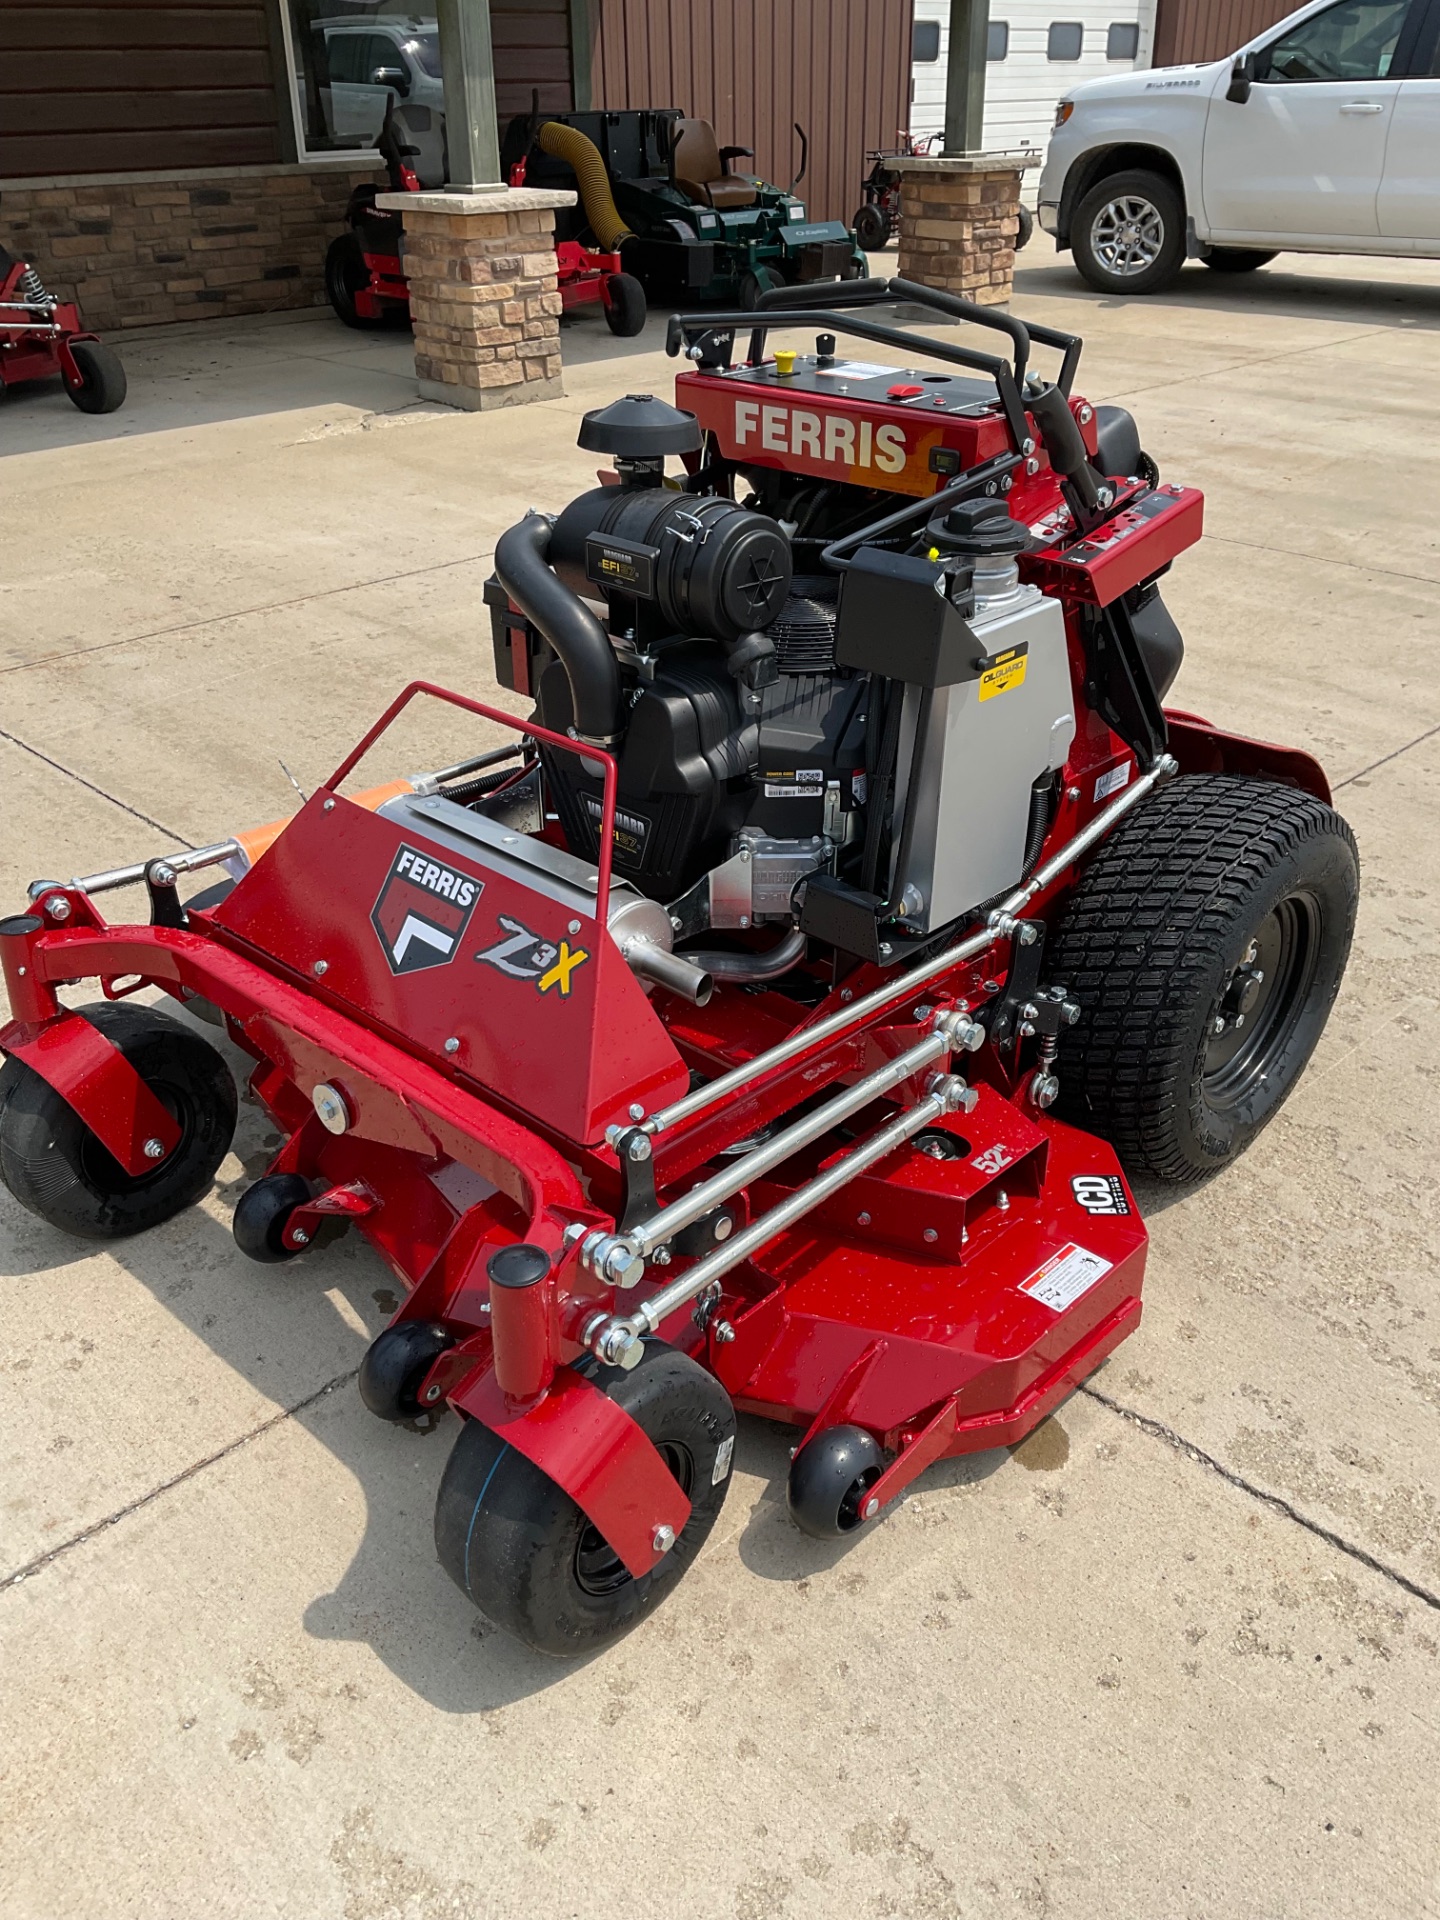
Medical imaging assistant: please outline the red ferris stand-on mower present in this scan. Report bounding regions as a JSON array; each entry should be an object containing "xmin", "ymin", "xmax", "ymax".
[
  {"xmin": 0, "ymin": 244, "xmax": 127, "ymax": 413},
  {"xmin": 325, "ymin": 105, "xmax": 646, "ymax": 338},
  {"xmin": 0, "ymin": 280, "xmax": 1357, "ymax": 1658}
]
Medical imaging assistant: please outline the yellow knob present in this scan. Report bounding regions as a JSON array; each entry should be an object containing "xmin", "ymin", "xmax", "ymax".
[{"xmin": 774, "ymin": 348, "xmax": 797, "ymax": 375}]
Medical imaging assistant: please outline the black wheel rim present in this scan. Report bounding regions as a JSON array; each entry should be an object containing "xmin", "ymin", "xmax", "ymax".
[
  {"xmin": 573, "ymin": 1439, "xmax": 693, "ymax": 1596},
  {"xmin": 1203, "ymin": 892, "xmax": 1321, "ymax": 1112},
  {"xmin": 76, "ymin": 1080, "xmax": 193, "ymax": 1197},
  {"xmin": 837, "ymin": 1465, "xmax": 882, "ymax": 1531}
]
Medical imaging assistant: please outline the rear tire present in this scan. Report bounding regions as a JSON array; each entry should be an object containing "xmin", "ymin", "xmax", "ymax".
[
  {"xmin": 0, "ymin": 1002, "xmax": 236, "ymax": 1237},
  {"xmin": 435, "ymin": 1341, "xmax": 735, "ymax": 1656},
  {"xmin": 1072, "ymin": 169, "xmax": 1185, "ymax": 296},
  {"xmin": 853, "ymin": 203, "xmax": 889, "ymax": 252},
  {"xmin": 325, "ymin": 233, "xmax": 386, "ymax": 330},
  {"xmin": 603, "ymin": 271, "xmax": 646, "ymax": 337},
  {"xmin": 1202, "ymin": 248, "xmax": 1276, "ymax": 273},
  {"xmin": 1049, "ymin": 774, "xmax": 1358, "ymax": 1181},
  {"xmin": 66, "ymin": 340, "xmax": 127, "ymax": 414},
  {"xmin": 1015, "ymin": 203, "xmax": 1034, "ymax": 251}
]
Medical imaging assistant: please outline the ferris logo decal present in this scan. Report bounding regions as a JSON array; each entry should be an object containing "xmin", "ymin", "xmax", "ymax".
[
  {"xmin": 473, "ymin": 913, "xmax": 590, "ymax": 998},
  {"xmin": 371, "ymin": 844, "xmax": 482, "ymax": 975},
  {"xmin": 733, "ymin": 400, "xmax": 909, "ymax": 475},
  {"xmin": 1072, "ymin": 1174, "xmax": 1131, "ymax": 1216}
]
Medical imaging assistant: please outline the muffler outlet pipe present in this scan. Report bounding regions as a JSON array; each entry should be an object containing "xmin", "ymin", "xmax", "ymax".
[
  {"xmin": 493, "ymin": 514, "xmax": 622, "ymax": 746},
  {"xmin": 687, "ymin": 927, "xmax": 807, "ymax": 982},
  {"xmin": 624, "ymin": 940, "xmax": 715, "ymax": 1007},
  {"xmin": 486, "ymin": 1242, "xmax": 557, "ymax": 1405}
]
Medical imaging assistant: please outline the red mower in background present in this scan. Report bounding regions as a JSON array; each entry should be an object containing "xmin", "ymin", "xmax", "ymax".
[
  {"xmin": 0, "ymin": 244, "xmax": 127, "ymax": 413},
  {"xmin": 853, "ymin": 133, "xmax": 1033, "ymax": 255},
  {"xmin": 0, "ymin": 281, "xmax": 1357, "ymax": 1660},
  {"xmin": 326, "ymin": 105, "xmax": 646, "ymax": 338}
]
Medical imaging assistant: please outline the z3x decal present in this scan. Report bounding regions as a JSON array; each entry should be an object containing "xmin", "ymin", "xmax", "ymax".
[
  {"xmin": 1071, "ymin": 1173, "xmax": 1131, "ymax": 1216},
  {"xmin": 371, "ymin": 844, "xmax": 482, "ymax": 976},
  {"xmin": 473, "ymin": 914, "xmax": 589, "ymax": 998}
]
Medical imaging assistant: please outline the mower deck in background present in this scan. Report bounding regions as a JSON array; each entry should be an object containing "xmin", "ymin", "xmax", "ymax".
[
  {"xmin": 0, "ymin": 280, "xmax": 1357, "ymax": 1660},
  {"xmin": 0, "ymin": 245, "xmax": 126, "ymax": 413}
]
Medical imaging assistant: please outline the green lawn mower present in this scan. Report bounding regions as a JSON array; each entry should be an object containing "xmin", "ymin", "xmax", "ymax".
[{"xmin": 501, "ymin": 109, "xmax": 866, "ymax": 309}]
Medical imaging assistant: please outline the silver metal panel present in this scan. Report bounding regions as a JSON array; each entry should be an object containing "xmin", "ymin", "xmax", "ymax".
[
  {"xmin": 892, "ymin": 588, "xmax": 1076, "ymax": 932},
  {"xmin": 377, "ymin": 793, "xmax": 601, "ymax": 920}
]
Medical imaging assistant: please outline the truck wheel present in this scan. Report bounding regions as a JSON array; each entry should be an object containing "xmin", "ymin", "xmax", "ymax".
[
  {"xmin": 325, "ymin": 234, "xmax": 386, "ymax": 330},
  {"xmin": 1015, "ymin": 204, "xmax": 1034, "ymax": 251},
  {"xmin": 853, "ymin": 203, "xmax": 889, "ymax": 252},
  {"xmin": 1202, "ymin": 248, "xmax": 1276, "ymax": 274},
  {"xmin": 435, "ymin": 1341, "xmax": 736, "ymax": 1656},
  {"xmin": 0, "ymin": 1003, "xmax": 236, "ymax": 1238},
  {"xmin": 603, "ymin": 271, "xmax": 646, "ymax": 337},
  {"xmin": 1072, "ymin": 169, "xmax": 1185, "ymax": 295},
  {"xmin": 66, "ymin": 341, "xmax": 127, "ymax": 414},
  {"xmin": 1048, "ymin": 774, "xmax": 1358, "ymax": 1181}
]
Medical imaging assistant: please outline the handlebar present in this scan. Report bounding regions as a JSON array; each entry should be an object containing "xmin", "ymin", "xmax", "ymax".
[{"xmin": 665, "ymin": 277, "xmax": 1084, "ymax": 456}]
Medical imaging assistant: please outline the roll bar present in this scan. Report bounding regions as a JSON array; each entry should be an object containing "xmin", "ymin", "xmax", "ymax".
[{"xmin": 664, "ymin": 277, "xmax": 1085, "ymax": 456}]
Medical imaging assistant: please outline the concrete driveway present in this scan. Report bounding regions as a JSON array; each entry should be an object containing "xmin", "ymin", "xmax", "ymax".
[{"xmin": 2, "ymin": 252, "xmax": 1438, "ymax": 1920}]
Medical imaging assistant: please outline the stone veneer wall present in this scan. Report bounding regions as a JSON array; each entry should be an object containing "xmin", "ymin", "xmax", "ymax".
[
  {"xmin": 894, "ymin": 161, "xmax": 1025, "ymax": 308},
  {"xmin": 0, "ymin": 165, "xmax": 379, "ymax": 331}
]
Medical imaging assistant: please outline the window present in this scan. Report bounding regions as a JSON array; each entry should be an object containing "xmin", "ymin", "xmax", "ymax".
[
  {"xmin": 989, "ymin": 19, "xmax": 1011, "ymax": 59},
  {"xmin": 913, "ymin": 19, "xmax": 942, "ymax": 61},
  {"xmin": 1256, "ymin": 0, "xmax": 1411, "ymax": 81},
  {"xmin": 324, "ymin": 31, "xmax": 403, "ymax": 88},
  {"xmin": 1106, "ymin": 21, "xmax": 1140, "ymax": 58},
  {"xmin": 283, "ymin": 2, "xmax": 445, "ymax": 163},
  {"xmin": 1048, "ymin": 21, "xmax": 1085, "ymax": 58}
]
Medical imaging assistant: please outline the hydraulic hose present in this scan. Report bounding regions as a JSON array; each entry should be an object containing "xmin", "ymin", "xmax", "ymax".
[
  {"xmin": 494, "ymin": 515, "xmax": 622, "ymax": 745},
  {"xmin": 538, "ymin": 122, "xmax": 632, "ymax": 252}
]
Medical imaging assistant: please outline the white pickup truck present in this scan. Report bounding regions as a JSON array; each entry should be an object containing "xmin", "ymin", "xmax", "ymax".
[{"xmin": 1037, "ymin": 0, "xmax": 1440, "ymax": 292}]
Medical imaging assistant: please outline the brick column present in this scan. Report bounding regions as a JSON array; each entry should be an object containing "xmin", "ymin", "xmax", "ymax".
[
  {"xmin": 891, "ymin": 156, "xmax": 1033, "ymax": 308},
  {"xmin": 376, "ymin": 186, "xmax": 577, "ymax": 411}
]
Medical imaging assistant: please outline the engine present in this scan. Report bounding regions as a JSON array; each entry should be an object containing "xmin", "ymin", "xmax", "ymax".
[{"xmin": 485, "ymin": 304, "xmax": 1188, "ymax": 980}]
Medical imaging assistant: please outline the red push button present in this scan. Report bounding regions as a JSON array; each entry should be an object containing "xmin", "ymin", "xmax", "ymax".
[{"xmin": 887, "ymin": 383, "xmax": 925, "ymax": 398}]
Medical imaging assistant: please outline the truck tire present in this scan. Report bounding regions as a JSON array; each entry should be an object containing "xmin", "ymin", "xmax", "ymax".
[
  {"xmin": 1072, "ymin": 169, "xmax": 1185, "ymax": 296},
  {"xmin": 1048, "ymin": 774, "xmax": 1358, "ymax": 1181}
]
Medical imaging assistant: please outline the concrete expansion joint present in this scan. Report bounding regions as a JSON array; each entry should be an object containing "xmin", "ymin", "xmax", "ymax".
[
  {"xmin": 1079, "ymin": 1382, "xmax": 1440, "ymax": 1617},
  {"xmin": 0, "ymin": 1367, "xmax": 360, "ymax": 1594},
  {"xmin": 0, "ymin": 723, "xmax": 195, "ymax": 846}
]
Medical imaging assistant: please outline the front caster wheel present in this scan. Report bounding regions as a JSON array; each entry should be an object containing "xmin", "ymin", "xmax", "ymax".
[
  {"xmin": 232, "ymin": 1172, "xmax": 312, "ymax": 1263},
  {"xmin": 602, "ymin": 271, "xmax": 646, "ymax": 336},
  {"xmin": 435, "ymin": 1341, "xmax": 736, "ymax": 1656},
  {"xmin": 787, "ymin": 1424, "xmax": 884, "ymax": 1539},
  {"xmin": 360, "ymin": 1321, "xmax": 453, "ymax": 1422},
  {"xmin": 0, "ymin": 1002, "xmax": 235, "ymax": 1239}
]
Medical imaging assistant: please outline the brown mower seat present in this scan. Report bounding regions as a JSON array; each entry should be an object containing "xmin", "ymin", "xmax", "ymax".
[{"xmin": 672, "ymin": 118, "xmax": 757, "ymax": 210}]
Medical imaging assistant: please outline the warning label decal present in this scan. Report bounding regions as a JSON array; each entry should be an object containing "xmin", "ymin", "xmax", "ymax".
[{"xmin": 1018, "ymin": 1242, "xmax": 1113, "ymax": 1314}]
